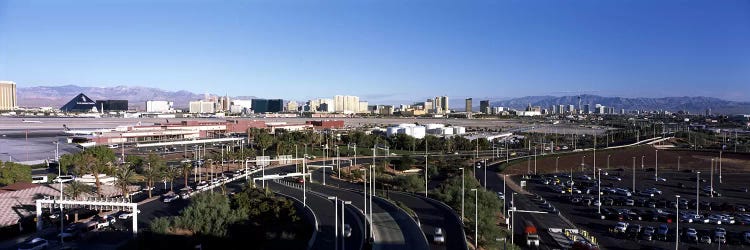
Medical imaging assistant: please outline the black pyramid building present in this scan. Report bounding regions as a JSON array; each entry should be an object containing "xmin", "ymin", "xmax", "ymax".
[{"xmin": 60, "ymin": 93, "xmax": 97, "ymax": 112}]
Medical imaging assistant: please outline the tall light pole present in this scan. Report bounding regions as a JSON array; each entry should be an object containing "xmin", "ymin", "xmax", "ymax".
[
  {"xmin": 460, "ymin": 167, "xmax": 465, "ymax": 220},
  {"xmin": 598, "ymin": 168, "xmax": 602, "ymax": 214},
  {"xmin": 328, "ymin": 196, "xmax": 338, "ymax": 250},
  {"xmin": 483, "ymin": 159, "xmax": 487, "ymax": 190},
  {"xmin": 632, "ymin": 157, "xmax": 636, "ymax": 192},
  {"xmin": 677, "ymin": 156, "xmax": 681, "ymax": 172},
  {"xmin": 533, "ymin": 146, "xmax": 537, "ymax": 175},
  {"xmin": 710, "ymin": 158, "xmax": 714, "ymax": 198},
  {"xmin": 641, "ymin": 155, "xmax": 645, "ymax": 170},
  {"xmin": 607, "ymin": 154, "xmax": 611, "ymax": 170},
  {"xmin": 719, "ymin": 151, "xmax": 722, "ymax": 184},
  {"xmin": 675, "ymin": 195, "xmax": 680, "ymax": 250},
  {"xmin": 593, "ymin": 136, "xmax": 596, "ymax": 179},
  {"xmin": 54, "ymin": 141, "xmax": 63, "ymax": 245},
  {"xmin": 471, "ymin": 188, "xmax": 478, "ymax": 248},
  {"xmin": 655, "ymin": 149, "xmax": 659, "ymax": 181},
  {"xmin": 336, "ymin": 145, "xmax": 340, "ymax": 180},
  {"xmin": 555, "ymin": 157, "xmax": 559, "ymax": 173},
  {"xmin": 503, "ymin": 174, "xmax": 507, "ymax": 220},
  {"xmin": 361, "ymin": 168, "xmax": 367, "ymax": 239},
  {"xmin": 696, "ymin": 171, "xmax": 700, "ymax": 215},
  {"xmin": 295, "ymin": 145, "xmax": 298, "ymax": 172},
  {"xmin": 425, "ymin": 137, "xmax": 428, "ymax": 197},
  {"xmin": 581, "ymin": 155, "xmax": 586, "ymax": 172}
]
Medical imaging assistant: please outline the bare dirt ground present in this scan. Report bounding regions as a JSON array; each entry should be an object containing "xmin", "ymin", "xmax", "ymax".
[{"xmin": 503, "ymin": 145, "xmax": 750, "ymax": 175}]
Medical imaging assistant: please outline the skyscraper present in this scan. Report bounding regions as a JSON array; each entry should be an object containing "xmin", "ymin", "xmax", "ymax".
[
  {"xmin": 465, "ymin": 98, "xmax": 472, "ymax": 113},
  {"xmin": 0, "ymin": 81, "xmax": 17, "ymax": 110},
  {"xmin": 480, "ymin": 100, "xmax": 490, "ymax": 114},
  {"xmin": 583, "ymin": 104, "xmax": 591, "ymax": 114},
  {"xmin": 334, "ymin": 95, "xmax": 360, "ymax": 113},
  {"xmin": 434, "ymin": 96, "xmax": 449, "ymax": 114}
]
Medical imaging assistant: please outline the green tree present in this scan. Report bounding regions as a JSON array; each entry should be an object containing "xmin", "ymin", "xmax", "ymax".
[
  {"xmin": 173, "ymin": 192, "xmax": 243, "ymax": 237},
  {"xmin": 143, "ymin": 153, "xmax": 165, "ymax": 198},
  {"xmin": 71, "ymin": 146, "xmax": 116, "ymax": 196},
  {"xmin": 114, "ymin": 165, "xmax": 136, "ymax": 199},
  {"xmin": 64, "ymin": 181, "xmax": 94, "ymax": 200},
  {"xmin": 395, "ymin": 155, "xmax": 415, "ymax": 171},
  {"xmin": 164, "ymin": 166, "xmax": 180, "ymax": 192},
  {"xmin": 180, "ymin": 162, "xmax": 192, "ymax": 188},
  {"xmin": 394, "ymin": 174, "xmax": 424, "ymax": 193},
  {"xmin": 0, "ymin": 161, "xmax": 32, "ymax": 185},
  {"xmin": 150, "ymin": 217, "xmax": 172, "ymax": 234}
]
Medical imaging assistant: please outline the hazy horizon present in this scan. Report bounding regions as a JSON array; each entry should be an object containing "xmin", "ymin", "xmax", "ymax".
[{"xmin": 2, "ymin": 1, "xmax": 749, "ymax": 103}]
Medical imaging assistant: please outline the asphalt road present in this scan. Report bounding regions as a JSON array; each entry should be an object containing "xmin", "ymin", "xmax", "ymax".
[
  {"xmin": 477, "ymin": 161, "xmax": 570, "ymax": 249},
  {"xmin": 266, "ymin": 164, "xmax": 430, "ymax": 250}
]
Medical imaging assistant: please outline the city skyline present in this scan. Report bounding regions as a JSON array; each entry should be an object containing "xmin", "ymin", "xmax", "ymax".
[{"xmin": 1, "ymin": 1, "xmax": 749, "ymax": 103}]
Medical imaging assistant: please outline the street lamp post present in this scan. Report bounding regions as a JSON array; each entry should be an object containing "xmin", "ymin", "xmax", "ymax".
[
  {"xmin": 328, "ymin": 196, "xmax": 338, "ymax": 250},
  {"xmin": 336, "ymin": 145, "xmax": 340, "ymax": 180},
  {"xmin": 471, "ymin": 188, "xmax": 478, "ymax": 248},
  {"xmin": 710, "ymin": 158, "xmax": 714, "ymax": 198},
  {"xmin": 607, "ymin": 154, "xmax": 611, "ymax": 170},
  {"xmin": 503, "ymin": 174, "xmax": 507, "ymax": 220},
  {"xmin": 632, "ymin": 157, "xmax": 636, "ymax": 192},
  {"xmin": 425, "ymin": 138, "xmax": 428, "ymax": 197},
  {"xmin": 483, "ymin": 159, "xmax": 487, "ymax": 190},
  {"xmin": 460, "ymin": 167, "xmax": 465, "ymax": 220},
  {"xmin": 641, "ymin": 155, "xmax": 645, "ymax": 170},
  {"xmin": 555, "ymin": 157, "xmax": 559, "ymax": 173},
  {"xmin": 719, "ymin": 151, "xmax": 722, "ymax": 184},
  {"xmin": 581, "ymin": 155, "xmax": 586, "ymax": 172},
  {"xmin": 655, "ymin": 149, "xmax": 659, "ymax": 181},
  {"xmin": 675, "ymin": 195, "xmax": 680, "ymax": 250},
  {"xmin": 54, "ymin": 141, "xmax": 64, "ymax": 245},
  {"xmin": 598, "ymin": 169, "xmax": 602, "ymax": 214},
  {"xmin": 696, "ymin": 171, "xmax": 700, "ymax": 215}
]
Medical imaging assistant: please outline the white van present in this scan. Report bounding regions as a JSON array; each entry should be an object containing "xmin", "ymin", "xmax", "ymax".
[
  {"xmin": 31, "ymin": 176, "xmax": 48, "ymax": 184},
  {"xmin": 53, "ymin": 175, "xmax": 76, "ymax": 183},
  {"xmin": 108, "ymin": 144, "xmax": 119, "ymax": 149}
]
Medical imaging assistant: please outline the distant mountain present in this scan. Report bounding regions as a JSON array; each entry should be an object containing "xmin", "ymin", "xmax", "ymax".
[
  {"xmin": 17, "ymin": 85, "xmax": 256, "ymax": 110},
  {"xmin": 492, "ymin": 95, "xmax": 750, "ymax": 115}
]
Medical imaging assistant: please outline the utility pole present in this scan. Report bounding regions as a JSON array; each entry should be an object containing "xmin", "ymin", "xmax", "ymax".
[
  {"xmin": 425, "ymin": 137, "xmax": 428, "ymax": 197},
  {"xmin": 632, "ymin": 157, "xmax": 636, "ymax": 192},
  {"xmin": 460, "ymin": 167, "xmax": 465, "ymax": 220},
  {"xmin": 719, "ymin": 151, "xmax": 722, "ymax": 184}
]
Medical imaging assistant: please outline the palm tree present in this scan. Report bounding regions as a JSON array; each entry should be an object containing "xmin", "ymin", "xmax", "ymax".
[
  {"xmin": 145, "ymin": 165, "xmax": 162, "ymax": 198},
  {"xmin": 114, "ymin": 166, "xmax": 136, "ymax": 199},
  {"xmin": 180, "ymin": 162, "xmax": 192, "ymax": 189},
  {"xmin": 63, "ymin": 181, "xmax": 94, "ymax": 222},
  {"xmin": 164, "ymin": 166, "xmax": 180, "ymax": 192},
  {"xmin": 64, "ymin": 181, "xmax": 93, "ymax": 200}
]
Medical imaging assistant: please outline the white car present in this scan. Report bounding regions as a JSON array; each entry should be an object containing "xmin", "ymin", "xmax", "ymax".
[
  {"xmin": 118, "ymin": 210, "xmax": 141, "ymax": 220},
  {"xmin": 497, "ymin": 192, "xmax": 505, "ymax": 200},
  {"xmin": 614, "ymin": 222, "xmax": 629, "ymax": 233},
  {"xmin": 53, "ymin": 175, "xmax": 75, "ymax": 183},
  {"xmin": 17, "ymin": 237, "xmax": 48, "ymax": 250},
  {"xmin": 433, "ymin": 227, "xmax": 445, "ymax": 244},
  {"xmin": 163, "ymin": 194, "xmax": 179, "ymax": 203}
]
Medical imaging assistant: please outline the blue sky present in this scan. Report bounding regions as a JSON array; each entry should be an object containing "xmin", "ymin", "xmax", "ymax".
[{"xmin": 1, "ymin": 0, "xmax": 749, "ymax": 104}]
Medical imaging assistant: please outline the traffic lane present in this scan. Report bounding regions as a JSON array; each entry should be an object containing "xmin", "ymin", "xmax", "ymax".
[
  {"xmin": 484, "ymin": 166, "xmax": 563, "ymax": 249},
  {"xmin": 388, "ymin": 192, "xmax": 468, "ymax": 250},
  {"xmin": 267, "ymin": 181, "xmax": 341, "ymax": 250}
]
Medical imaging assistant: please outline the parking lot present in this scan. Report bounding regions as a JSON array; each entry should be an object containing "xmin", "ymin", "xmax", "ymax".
[{"xmin": 524, "ymin": 167, "xmax": 750, "ymax": 250}]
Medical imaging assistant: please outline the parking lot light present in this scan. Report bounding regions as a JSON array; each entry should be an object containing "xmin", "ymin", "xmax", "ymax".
[
  {"xmin": 696, "ymin": 171, "xmax": 700, "ymax": 215},
  {"xmin": 675, "ymin": 195, "xmax": 680, "ymax": 250}
]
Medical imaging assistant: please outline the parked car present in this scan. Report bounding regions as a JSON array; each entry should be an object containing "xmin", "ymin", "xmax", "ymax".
[
  {"xmin": 162, "ymin": 194, "xmax": 179, "ymax": 203},
  {"xmin": 117, "ymin": 210, "xmax": 141, "ymax": 220},
  {"xmin": 614, "ymin": 222, "xmax": 628, "ymax": 233},
  {"xmin": 700, "ymin": 235, "xmax": 712, "ymax": 244},
  {"xmin": 17, "ymin": 237, "xmax": 48, "ymax": 250},
  {"xmin": 53, "ymin": 175, "xmax": 76, "ymax": 183},
  {"xmin": 656, "ymin": 224, "xmax": 668, "ymax": 240}
]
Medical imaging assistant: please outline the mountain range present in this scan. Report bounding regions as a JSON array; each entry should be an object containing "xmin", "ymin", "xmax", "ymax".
[
  {"xmin": 491, "ymin": 94, "xmax": 750, "ymax": 115},
  {"xmin": 15, "ymin": 85, "xmax": 750, "ymax": 114},
  {"xmin": 17, "ymin": 85, "xmax": 255, "ymax": 110}
]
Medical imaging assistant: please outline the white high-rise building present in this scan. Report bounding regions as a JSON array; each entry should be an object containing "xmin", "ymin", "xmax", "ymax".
[
  {"xmin": 358, "ymin": 101, "xmax": 368, "ymax": 113},
  {"xmin": 145, "ymin": 100, "xmax": 174, "ymax": 113},
  {"xmin": 308, "ymin": 98, "xmax": 335, "ymax": 113},
  {"xmin": 334, "ymin": 95, "xmax": 360, "ymax": 113},
  {"xmin": 0, "ymin": 81, "xmax": 17, "ymax": 110},
  {"xmin": 189, "ymin": 101, "xmax": 215, "ymax": 114}
]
